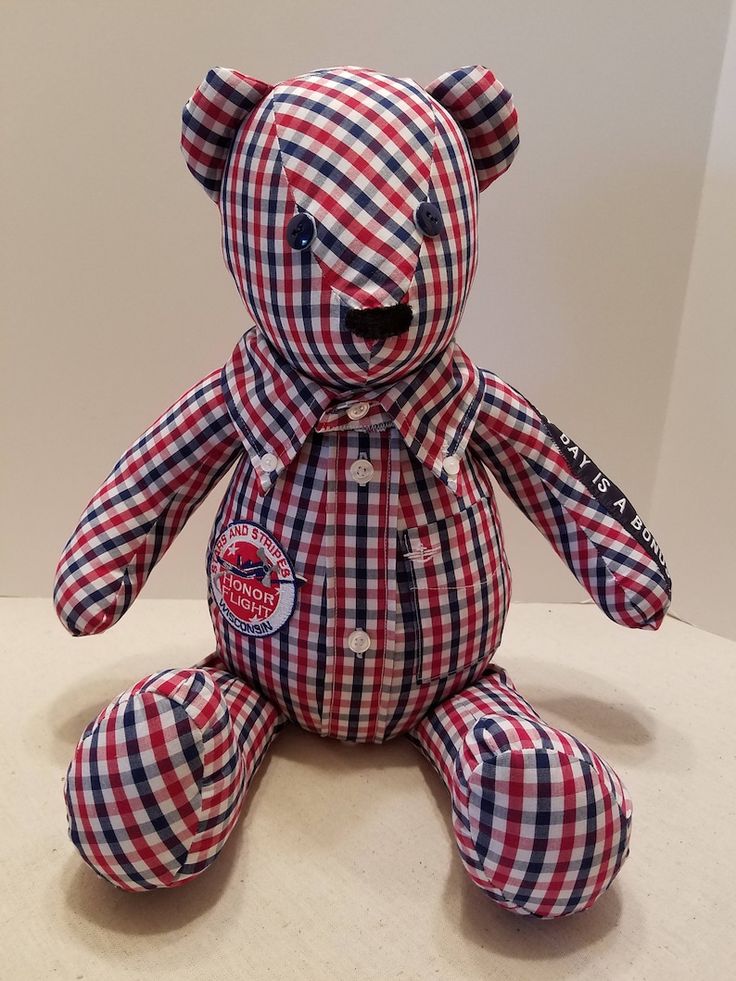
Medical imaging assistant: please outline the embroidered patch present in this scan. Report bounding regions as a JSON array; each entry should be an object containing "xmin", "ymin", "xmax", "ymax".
[{"xmin": 210, "ymin": 521, "xmax": 297, "ymax": 636}]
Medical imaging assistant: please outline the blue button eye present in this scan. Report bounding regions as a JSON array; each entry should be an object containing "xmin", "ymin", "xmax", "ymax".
[
  {"xmin": 415, "ymin": 201, "xmax": 444, "ymax": 237},
  {"xmin": 286, "ymin": 213, "xmax": 316, "ymax": 250}
]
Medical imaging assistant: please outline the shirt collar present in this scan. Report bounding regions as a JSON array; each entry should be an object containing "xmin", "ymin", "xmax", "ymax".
[{"xmin": 222, "ymin": 327, "xmax": 486, "ymax": 495}]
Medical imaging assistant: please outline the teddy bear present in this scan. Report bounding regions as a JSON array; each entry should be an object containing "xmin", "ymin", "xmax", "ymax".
[{"xmin": 54, "ymin": 64, "xmax": 672, "ymax": 919}]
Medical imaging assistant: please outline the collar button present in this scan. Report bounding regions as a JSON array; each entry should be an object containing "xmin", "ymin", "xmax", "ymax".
[
  {"xmin": 347, "ymin": 401, "xmax": 370, "ymax": 420},
  {"xmin": 442, "ymin": 454, "xmax": 461, "ymax": 476}
]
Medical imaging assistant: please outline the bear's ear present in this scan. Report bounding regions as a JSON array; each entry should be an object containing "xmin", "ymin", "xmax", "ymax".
[
  {"xmin": 181, "ymin": 67, "xmax": 272, "ymax": 202},
  {"xmin": 426, "ymin": 65, "xmax": 519, "ymax": 191}
]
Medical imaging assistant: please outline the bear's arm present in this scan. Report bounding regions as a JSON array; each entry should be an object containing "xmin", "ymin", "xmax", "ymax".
[
  {"xmin": 469, "ymin": 368, "xmax": 672, "ymax": 630},
  {"xmin": 53, "ymin": 368, "xmax": 243, "ymax": 637}
]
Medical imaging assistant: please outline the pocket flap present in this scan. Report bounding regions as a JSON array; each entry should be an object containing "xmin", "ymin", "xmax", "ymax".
[{"xmin": 402, "ymin": 504, "xmax": 496, "ymax": 593}]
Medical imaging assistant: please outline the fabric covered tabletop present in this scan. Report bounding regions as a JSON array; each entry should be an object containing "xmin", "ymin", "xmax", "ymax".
[{"xmin": 2, "ymin": 598, "xmax": 733, "ymax": 980}]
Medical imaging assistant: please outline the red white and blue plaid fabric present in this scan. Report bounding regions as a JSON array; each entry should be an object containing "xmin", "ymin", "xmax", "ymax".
[
  {"xmin": 65, "ymin": 657, "xmax": 287, "ymax": 890},
  {"xmin": 410, "ymin": 665, "xmax": 633, "ymax": 917},
  {"xmin": 181, "ymin": 69, "xmax": 273, "ymax": 201},
  {"xmin": 216, "ymin": 66, "xmax": 481, "ymax": 389},
  {"xmin": 55, "ymin": 65, "xmax": 669, "ymax": 914},
  {"xmin": 426, "ymin": 66, "xmax": 519, "ymax": 191}
]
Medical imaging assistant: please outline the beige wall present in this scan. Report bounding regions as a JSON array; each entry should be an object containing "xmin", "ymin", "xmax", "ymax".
[
  {"xmin": 2, "ymin": 2, "xmax": 732, "ymax": 628},
  {"xmin": 650, "ymin": 3, "xmax": 736, "ymax": 640}
]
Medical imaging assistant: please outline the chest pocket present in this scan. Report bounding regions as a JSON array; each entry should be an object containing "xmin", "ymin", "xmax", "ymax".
[{"xmin": 401, "ymin": 498, "xmax": 510, "ymax": 684}]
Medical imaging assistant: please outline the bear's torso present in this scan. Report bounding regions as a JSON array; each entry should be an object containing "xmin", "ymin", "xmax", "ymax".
[{"xmin": 207, "ymin": 398, "xmax": 511, "ymax": 743}]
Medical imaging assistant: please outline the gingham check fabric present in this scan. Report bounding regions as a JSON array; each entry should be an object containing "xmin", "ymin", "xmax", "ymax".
[
  {"xmin": 217, "ymin": 66, "xmax": 479, "ymax": 391},
  {"xmin": 55, "ymin": 326, "xmax": 671, "ymax": 734},
  {"xmin": 55, "ymin": 327, "xmax": 667, "ymax": 903},
  {"xmin": 65, "ymin": 658, "xmax": 287, "ymax": 890},
  {"xmin": 56, "ymin": 64, "xmax": 670, "ymax": 910},
  {"xmin": 426, "ymin": 66, "xmax": 519, "ymax": 191},
  {"xmin": 54, "ymin": 367, "xmax": 241, "ymax": 637},
  {"xmin": 181, "ymin": 68, "xmax": 273, "ymax": 201},
  {"xmin": 409, "ymin": 665, "xmax": 632, "ymax": 917}
]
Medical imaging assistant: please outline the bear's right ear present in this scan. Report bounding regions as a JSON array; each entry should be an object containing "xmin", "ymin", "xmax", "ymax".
[{"xmin": 181, "ymin": 67, "xmax": 272, "ymax": 202}]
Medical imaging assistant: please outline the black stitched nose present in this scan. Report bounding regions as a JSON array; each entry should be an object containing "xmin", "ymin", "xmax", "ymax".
[{"xmin": 345, "ymin": 303, "xmax": 414, "ymax": 340}]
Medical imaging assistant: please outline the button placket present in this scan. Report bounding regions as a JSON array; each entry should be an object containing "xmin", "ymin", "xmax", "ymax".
[{"xmin": 319, "ymin": 426, "xmax": 400, "ymax": 741}]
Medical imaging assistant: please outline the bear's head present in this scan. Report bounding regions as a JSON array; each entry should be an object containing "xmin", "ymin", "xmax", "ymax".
[{"xmin": 181, "ymin": 65, "xmax": 518, "ymax": 390}]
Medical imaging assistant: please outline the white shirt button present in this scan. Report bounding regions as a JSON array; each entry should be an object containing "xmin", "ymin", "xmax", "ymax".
[
  {"xmin": 347, "ymin": 629, "xmax": 371, "ymax": 655},
  {"xmin": 260, "ymin": 452, "xmax": 279, "ymax": 472},
  {"xmin": 350, "ymin": 459, "xmax": 375, "ymax": 484},
  {"xmin": 442, "ymin": 454, "xmax": 460, "ymax": 476},
  {"xmin": 347, "ymin": 401, "xmax": 370, "ymax": 420}
]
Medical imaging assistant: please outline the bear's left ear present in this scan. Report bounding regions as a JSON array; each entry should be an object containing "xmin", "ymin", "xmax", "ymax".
[
  {"xmin": 181, "ymin": 66, "xmax": 273, "ymax": 202},
  {"xmin": 426, "ymin": 65, "xmax": 519, "ymax": 191}
]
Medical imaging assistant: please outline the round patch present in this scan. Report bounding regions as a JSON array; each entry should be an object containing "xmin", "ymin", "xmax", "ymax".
[{"xmin": 210, "ymin": 521, "xmax": 297, "ymax": 637}]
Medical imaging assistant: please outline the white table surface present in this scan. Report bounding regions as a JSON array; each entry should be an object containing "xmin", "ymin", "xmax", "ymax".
[{"xmin": 2, "ymin": 598, "xmax": 734, "ymax": 980}]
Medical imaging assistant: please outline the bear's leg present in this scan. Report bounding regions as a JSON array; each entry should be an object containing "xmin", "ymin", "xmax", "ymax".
[
  {"xmin": 407, "ymin": 665, "xmax": 632, "ymax": 918},
  {"xmin": 64, "ymin": 656, "xmax": 288, "ymax": 890}
]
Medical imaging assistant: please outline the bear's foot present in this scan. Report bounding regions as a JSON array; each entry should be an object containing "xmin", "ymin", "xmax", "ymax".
[
  {"xmin": 409, "ymin": 667, "xmax": 632, "ymax": 918},
  {"xmin": 65, "ymin": 663, "xmax": 286, "ymax": 890}
]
